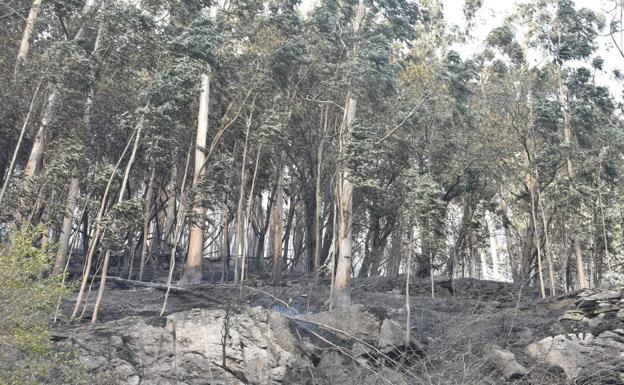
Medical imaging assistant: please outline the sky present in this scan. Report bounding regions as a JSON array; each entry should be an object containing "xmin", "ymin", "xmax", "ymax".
[
  {"xmin": 297, "ymin": 0, "xmax": 623, "ymax": 96},
  {"xmin": 441, "ymin": 0, "xmax": 623, "ymax": 96}
]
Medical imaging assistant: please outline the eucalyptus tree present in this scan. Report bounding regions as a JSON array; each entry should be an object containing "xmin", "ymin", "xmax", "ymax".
[{"xmin": 515, "ymin": 0, "xmax": 608, "ymax": 289}]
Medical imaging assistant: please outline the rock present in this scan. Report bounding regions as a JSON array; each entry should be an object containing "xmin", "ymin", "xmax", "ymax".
[
  {"xmin": 295, "ymin": 305, "xmax": 381, "ymax": 343},
  {"xmin": 584, "ymin": 290, "xmax": 622, "ymax": 302},
  {"xmin": 486, "ymin": 345, "xmax": 528, "ymax": 380},
  {"xmin": 575, "ymin": 289, "xmax": 622, "ymax": 311},
  {"xmin": 378, "ymin": 319, "xmax": 406, "ymax": 352},
  {"xmin": 59, "ymin": 308, "xmax": 307, "ymax": 385},
  {"xmin": 561, "ymin": 310, "xmax": 586, "ymax": 322},
  {"xmin": 377, "ymin": 319, "xmax": 423, "ymax": 354},
  {"xmin": 526, "ymin": 330, "xmax": 624, "ymax": 382}
]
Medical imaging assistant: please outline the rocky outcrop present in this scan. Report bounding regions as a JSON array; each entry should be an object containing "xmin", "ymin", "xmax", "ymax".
[
  {"xmin": 526, "ymin": 331, "xmax": 624, "ymax": 384},
  {"xmin": 56, "ymin": 304, "xmax": 421, "ymax": 385},
  {"xmin": 59, "ymin": 307, "xmax": 307, "ymax": 385},
  {"xmin": 527, "ymin": 287, "xmax": 624, "ymax": 384}
]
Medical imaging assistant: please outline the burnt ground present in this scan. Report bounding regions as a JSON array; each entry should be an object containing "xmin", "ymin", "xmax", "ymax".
[{"xmin": 50, "ymin": 272, "xmax": 585, "ymax": 385}]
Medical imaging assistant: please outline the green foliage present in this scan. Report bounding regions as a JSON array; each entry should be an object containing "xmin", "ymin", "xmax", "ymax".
[
  {"xmin": 0, "ymin": 228, "xmax": 69, "ymax": 384},
  {"xmin": 102, "ymin": 199, "xmax": 144, "ymax": 252},
  {"xmin": 169, "ymin": 15, "xmax": 222, "ymax": 65}
]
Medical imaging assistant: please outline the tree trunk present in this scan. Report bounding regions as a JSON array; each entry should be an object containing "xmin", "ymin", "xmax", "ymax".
[
  {"xmin": 222, "ymin": 200, "xmax": 231, "ymax": 282},
  {"xmin": 272, "ymin": 155, "xmax": 285, "ymax": 284},
  {"xmin": 333, "ymin": 96, "xmax": 357, "ymax": 307},
  {"xmin": 281, "ymin": 187, "xmax": 296, "ymax": 272},
  {"xmin": 485, "ymin": 211, "xmax": 500, "ymax": 280},
  {"xmin": 181, "ymin": 69, "xmax": 211, "ymax": 285},
  {"xmin": 53, "ymin": 177, "xmax": 80, "ymax": 274},
  {"xmin": 25, "ymin": 89, "xmax": 58, "ymax": 177},
  {"xmin": 303, "ymin": 188, "xmax": 316, "ymax": 273},
  {"xmin": 417, "ymin": 216, "xmax": 433, "ymax": 278},
  {"xmin": 536, "ymin": 185, "xmax": 555, "ymax": 296},
  {"xmin": 13, "ymin": 0, "xmax": 43, "ymax": 77},
  {"xmin": 233, "ymin": 117, "xmax": 252, "ymax": 284},
  {"xmin": 71, "ymin": 127, "xmax": 138, "ymax": 321},
  {"xmin": 387, "ymin": 228, "xmax": 402, "ymax": 277},
  {"xmin": 240, "ymin": 105, "xmax": 262, "ymax": 282},
  {"xmin": 241, "ymin": 137, "xmax": 260, "ymax": 281},
  {"xmin": 138, "ymin": 162, "xmax": 157, "ymax": 281},
  {"xmin": 92, "ymin": 116, "xmax": 143, "ymax": 324},
  {"xmin": 497, "ymin": 181, "xmax": 518, "ymax": 281},
  {"xmin": 320, "ymin": 202, "xmax": 334, "ymax": 266},
  {"xmin": 159, "ymin": 162, "xmax": 178, "ymax": 257},
  {"xmin": 0, "ymin": 82, "xmax": 41, "ymax": 208},
  {"xmin": 331, "ymin": 0, "xmax": 365, "ymax": 308},
  {"xmin": 314, "ymin": 105, "xmax": 326, "ymax": 271},
  {"xmin": 556, "ymin": 37, "xmax": 586, "ymax": 289},
  {"xmin": 529, "ymin": 179, "xmax": 546, "ymax": 299}
]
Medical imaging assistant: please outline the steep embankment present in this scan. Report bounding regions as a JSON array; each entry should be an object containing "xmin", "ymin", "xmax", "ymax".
[{"xmin": 50, "ymin": 277, "xmax": 624, "ymax": 385}]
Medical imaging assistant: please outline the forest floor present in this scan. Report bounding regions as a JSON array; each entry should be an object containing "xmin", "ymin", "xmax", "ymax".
[{"xmin": 49, "ymin": 271, "xmax": 623, "ymax": 385}]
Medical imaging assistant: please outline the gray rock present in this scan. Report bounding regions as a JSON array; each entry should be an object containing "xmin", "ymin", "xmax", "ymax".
[
  {"xmin": 60, "ymin": 308, "xmax": 306, "ymax": 385},
  {"xmin": 295, "ymin": 304, "xmax": 381, "ymax": 343},
  {"xmin": 526, "ymin": 329, "xmax": 624, "ymax": 382},
  {"xmin": 486, "ymin": 345, "xmax": 528, "ymax": 380}
]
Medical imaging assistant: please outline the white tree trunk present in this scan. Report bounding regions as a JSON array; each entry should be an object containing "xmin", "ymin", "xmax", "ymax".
[
  {"xmin": 13, "ymin": 0, "xmax": 43, "ymax": 77},
  {"xmin": 0, "ymin": 82, "xmax": 41, "ymax": 208},
  {"xmin": 333, "ymin": 96, "xmax": 357, "ymax": 307}
]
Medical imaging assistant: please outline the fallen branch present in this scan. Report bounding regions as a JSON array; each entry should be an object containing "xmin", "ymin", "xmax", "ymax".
[{"xmin": 90, "ymin": 275, "xmax": 224, "ymax": 305}]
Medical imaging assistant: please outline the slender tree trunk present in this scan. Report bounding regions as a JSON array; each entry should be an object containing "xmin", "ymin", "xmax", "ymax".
[
  {"xmin": 53, "ymin": 177, "xmax": 80, "ymax": 274},
  {"xmin": 0, "ymin": 82, "xmax": 41, "ymax": 209},
  {"xmin": 271, "ymin": 154, "xmax": 285, "ymax": 284},
  {"xmin": 314, "ymin": 105, "xmax": 327, "ymax": 271},
  {"xmin": 486, "ymin": 211, "xmax": 500, "ymax": 280},
  {"xmin": 320, "ymin": 203, "xmax": 334, "ymax": 266},
  {"xmin": 254, "ymin": 188, "xmax": 274, "ymax": 271},
  {"xmin": 92, "ymin": 117, "xmax": 143, "ymax": 324},
  {"xmin": 556, "ymin": 32, "xmax": 586, "ymax": 289},
  {"xmin": 159, "ymin": 162, "xmax": 178, "ymax": 257},
  {"xmin": 25, "ymin": 89, "xmax": 58, "ymax": 177},
  {"xmin": 303, "ymin": 188, "xmax": 316, "ymax": 273},
  {"xmin": 138, "ymin": 163, "xmax": 157, "ymax": 281},
  {"xmin": 239, "ymin": 104, "xmax": 257, "ymax": 284},
  {"xmin": 292, "ymin": 201, "xmax": 305, "ymax": 272},
  {"xmin": 13, "ymin": 0, "xmax": 43, "ymax": 77},
  {"xmin": 181, "ymin": 69, "xmax": 211, "ymax": 285},
  {"xmin": 71, "ymin": 127, "xmax": 138, "ymax": 321},
  {"xmin": 161, "ymin": 148, "xmax": 193, "ymax": 315},
  {"xmin": 536, "ymin": 185, "xmax": 555, "ymax": 296},
  {"xmin": 233, "ymin": 118, "xmax": 252, "ymax": 284},
  {"xmin": 331, "ymin": 0, "xmax": 366, "ymax": 308},
  {"xmin": 497, "ymin": 182, "xmax": 518, "ymax": 281},
  {"xmin": 596, "ymin": 159, "xmax": 611, "ymax": 273},
  {"xmin": 281, "ymin": 187, "xmax": 296, "ymax": 272},
  {"xmin": 405, "ymin": 227, "xmax": 412, "ymax": 346},
  {"xmin": 222, "ymin": 200, "xmax": 231, "ymax": 282},
  {"xmin": 333, "ymin": 96, "xmax": 356, "ymax": 307},
  {"xmin": 529, "ymin": 179, "xmax": 546, "ymax": 299},
  {"xmin": 387, "ymin": 227, "xmax": 402, "ymax": 277}
]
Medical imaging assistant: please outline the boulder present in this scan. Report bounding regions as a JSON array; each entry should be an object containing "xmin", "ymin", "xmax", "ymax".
[
  {"xmin": 486, "ymin": 345, "xmax": 528, "ymax": 380},
  {"xmin": 59, "ymin": 307, "xmax": 307, "ymax": 385},
  {"xmin": 376, "ymin": 318, "xmax": 423, "ymax": 355},
  {"xmin": 526, "ymin": 329, "xmax": 624, "ymax": 382}
]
